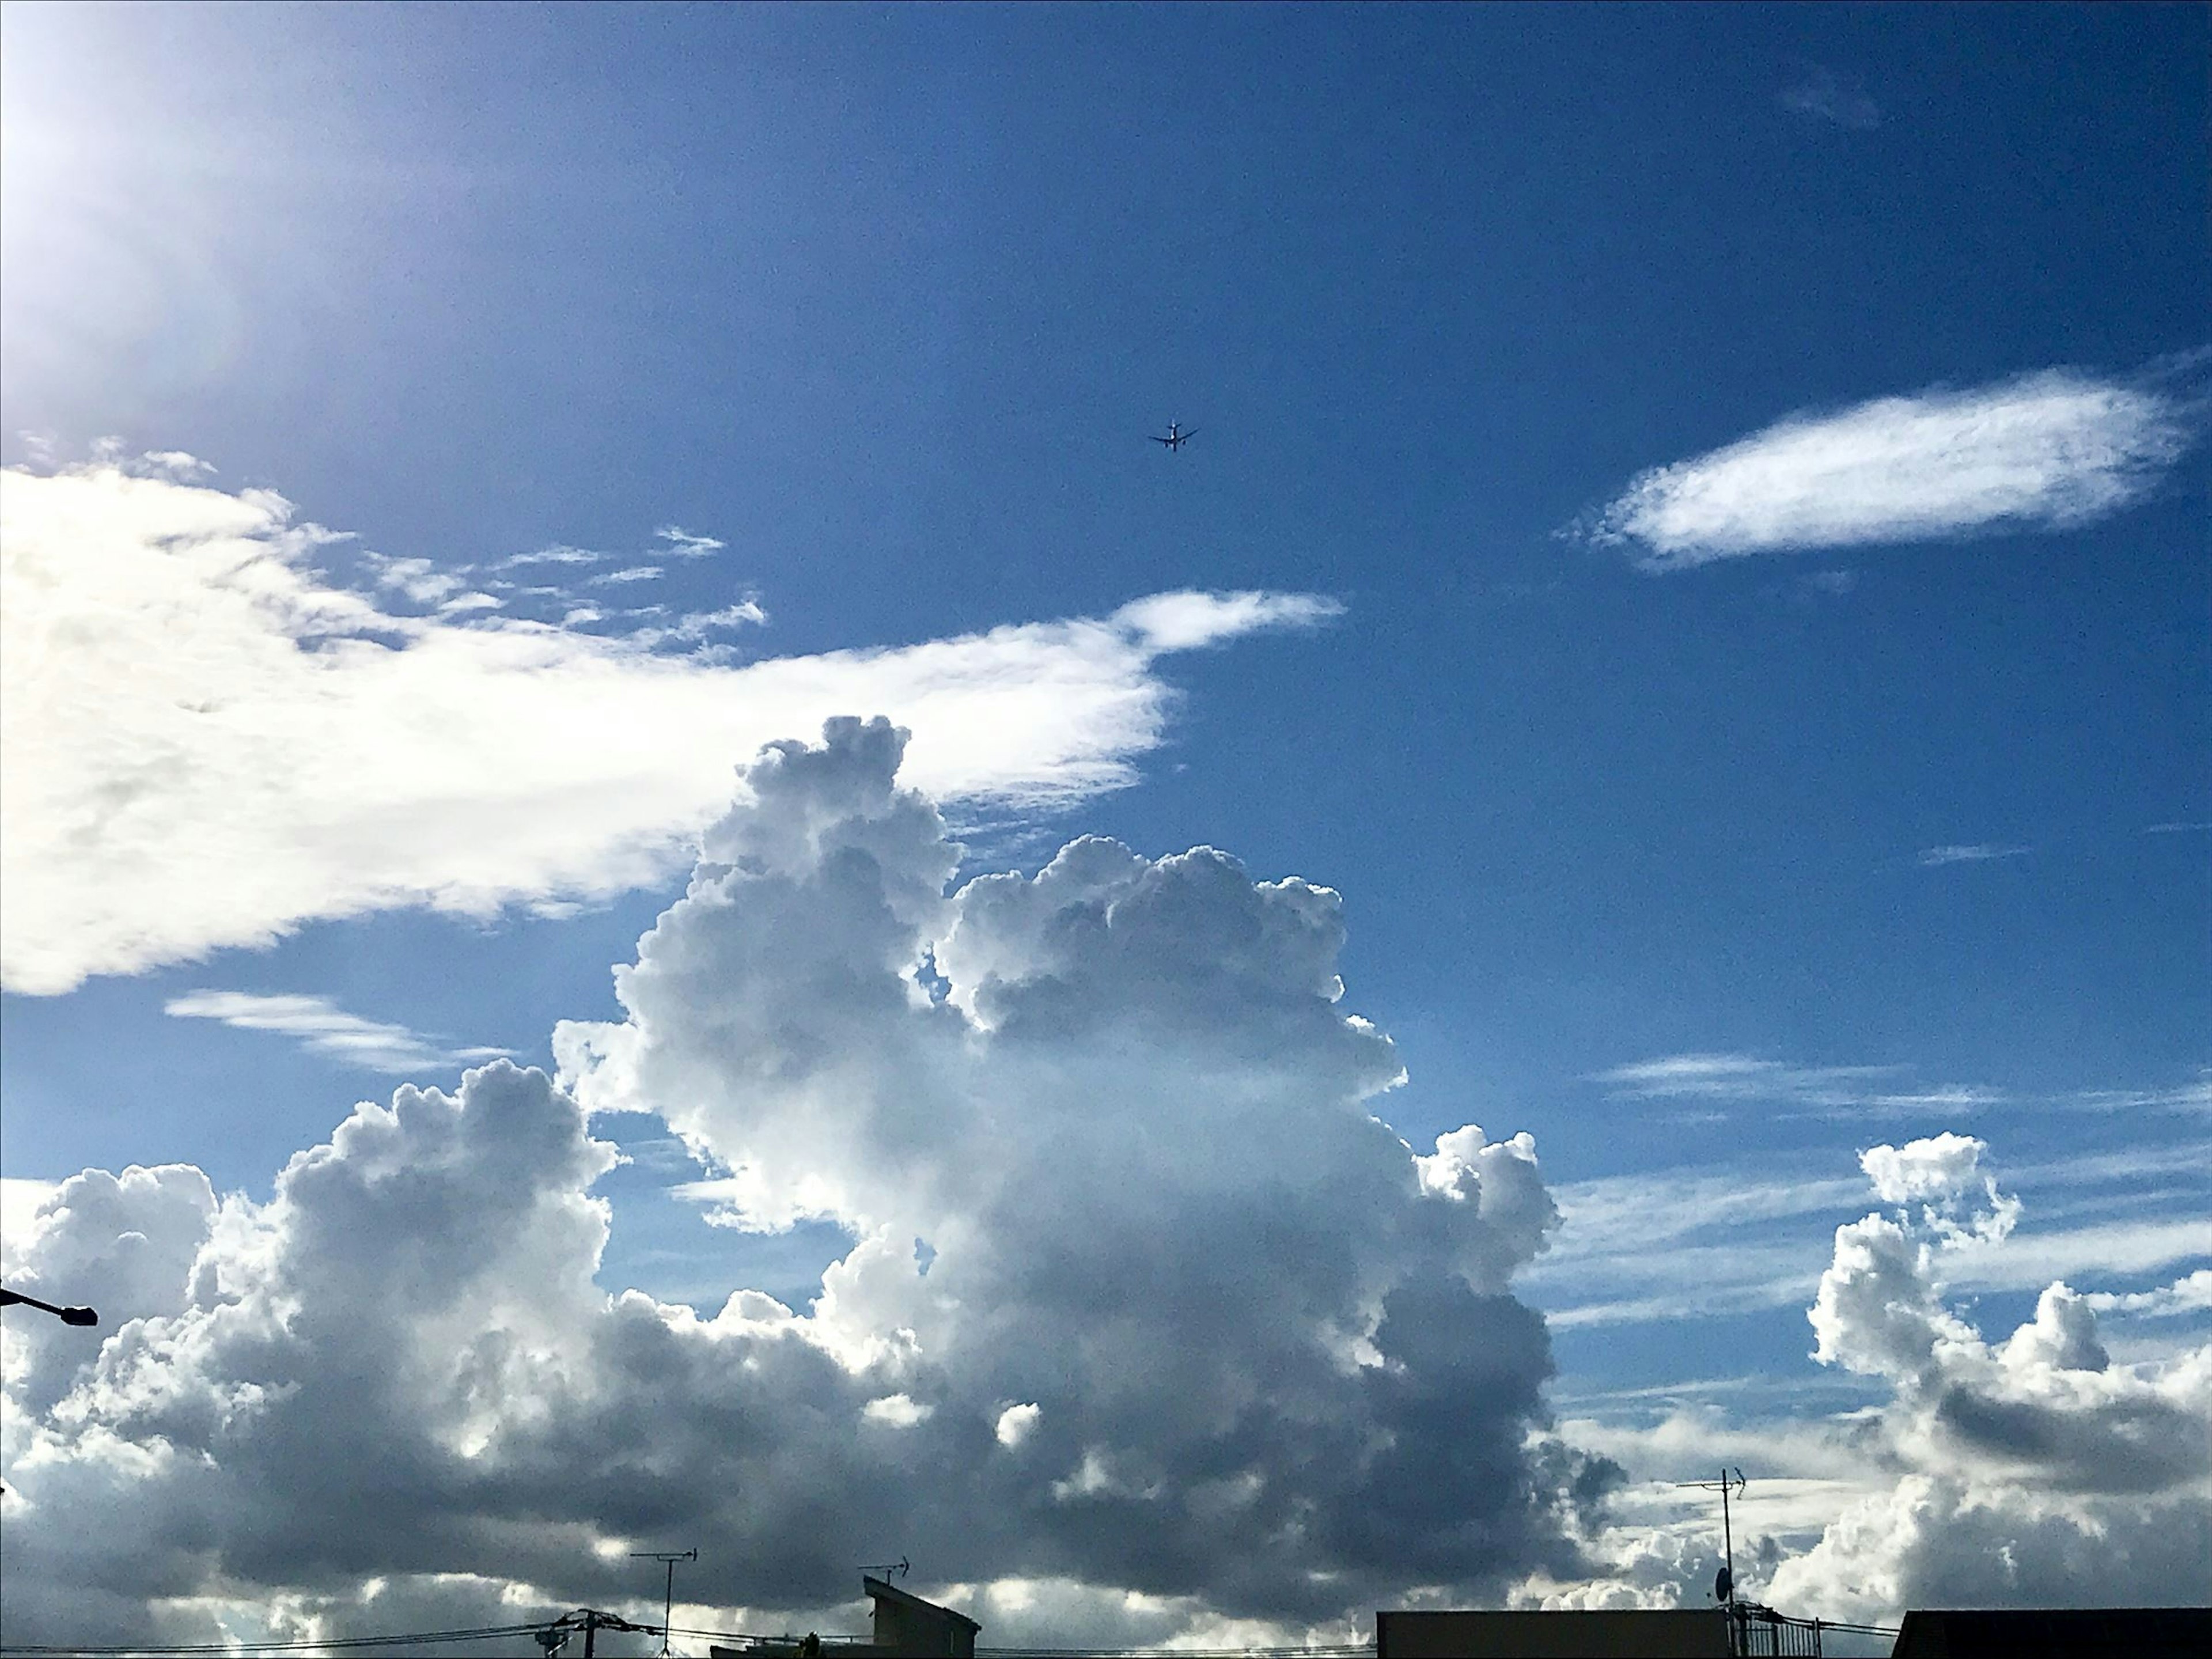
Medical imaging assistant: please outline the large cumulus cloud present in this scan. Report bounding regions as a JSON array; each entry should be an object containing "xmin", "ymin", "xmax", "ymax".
[
  {"xmin": 1770, "ymin": 1135, "xmax": 2212, "ymax": 1618},
  {"xmin": 1, "ymin": 719, "xmax": 1607, "ymax": 1649}
]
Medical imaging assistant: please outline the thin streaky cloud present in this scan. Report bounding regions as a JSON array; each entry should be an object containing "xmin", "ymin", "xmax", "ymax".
[
  {"xmin": 1778, "ymin": 65, "xmax": 1881, "ymax": 131},
  {"xmin": 656, "ymin": 525, "xmax": 725, "ymax": 557},
  {"xmin": 2067, "ymin": 1075, "xmax": 2212, "ymax": 1116},
  {"xmin": 164, "ymin": 990, "xmax": 512, "ymax": 1075},
  {"xmin": 1918, "ymin": 843, "xmax": 2031, "ymax": 867},
  {"xmin": 493, "ymin": 544, "xmax": 609, "ymax": 570},
  {"xmin": 2145, "ymin": 821, "xmax": 2212, "ymax": 835},
  {"xmin": 1584, "ymin": 369, "xmax": 2189, "ymax": 571},
  {"xmin": 1593, "ymin": 1052, "xmax": 1921, "ymax": 1111},
  {"xmin": 588, "ymin": 565, "xmax": 664, "ymax": 586}
]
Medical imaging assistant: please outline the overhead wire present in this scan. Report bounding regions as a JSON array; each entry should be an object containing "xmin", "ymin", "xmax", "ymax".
[
  {"xmin": 0, "ymin": 1623, "xmax": 550, "ymax": 1657},
  {"xmin": 6, "ymin": 1613, "xmax": 1903, "ymax": 1658}
]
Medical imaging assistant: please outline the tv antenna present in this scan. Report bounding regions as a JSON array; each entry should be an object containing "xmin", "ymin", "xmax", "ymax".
[
  {"xmin": 630, "ymin": 1548, "xmax": 696, "ymax": 1657},
  {"xmin": 1675, "ymin": 1467, "xmax": 1747, "ymax": 1605},
  {"xmin": 861, "ymin": 1556, "xmax": 911, "ymax": 1581}
]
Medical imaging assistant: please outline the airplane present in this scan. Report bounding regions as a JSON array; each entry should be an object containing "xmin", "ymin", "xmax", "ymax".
[{"xmin": 1152, "ymin": 422, "xmax": 1198, "ymax": 452}]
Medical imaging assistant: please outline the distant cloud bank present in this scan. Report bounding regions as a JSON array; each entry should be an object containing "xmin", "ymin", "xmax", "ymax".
[{"xmin": 1585, "ymin": 370, "xmax": 2190, "ymax": 571}]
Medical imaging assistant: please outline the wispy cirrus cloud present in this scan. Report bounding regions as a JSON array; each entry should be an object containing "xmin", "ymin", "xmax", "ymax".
[
  {"xmin": 1527, "ymin": 1134, "xmax": 2212, "ymax": 1333},
  {"xmin": 656, "ymin": 525, "xmax": 725, "ymax": 557},
  {"xmin": 1779, "ymin": 65, "xmax": 1881, "ymax": 131},
  {"xmin": 0, "ymin": 460, "xmax": 1340, "ymax": 993},
  {"xmin": 1591, "ymin": 1052, "xmax": 2008, "ymax": 1118},
  {"xmin": 1918, "ymin": 843, "xmax": 2031, "ymax": 868},
  {"xmin": 1584, "ymin": 370, "xmax": 2190, "ymax": 571},
  {"xmin": 493, "ymin": 543, "xmax": 608, "ymax": 571},
  {"xmin": 164, "ymin": 990, "xmax": 510, "ymax": 1074}
]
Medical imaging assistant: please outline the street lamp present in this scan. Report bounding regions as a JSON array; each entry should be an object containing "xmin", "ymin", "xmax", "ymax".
[
  {"xmin": 1, "ymin": 1287, "xmax": 99, "ymax": 1495},
  {"xmin": 0, "ymin": 1287, "xmax": 99, "ymax": 1325}
]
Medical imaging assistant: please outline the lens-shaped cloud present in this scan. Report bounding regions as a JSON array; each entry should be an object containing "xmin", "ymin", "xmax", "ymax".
[{"xmin": 1587, "ymin": 370, "xmax": 2189, "ymax": 571}]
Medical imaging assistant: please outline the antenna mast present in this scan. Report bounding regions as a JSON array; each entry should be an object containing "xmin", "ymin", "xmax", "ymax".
[{"xmin": 630, "ymin": 1548, "xmax": 696, "ymax": 1658}]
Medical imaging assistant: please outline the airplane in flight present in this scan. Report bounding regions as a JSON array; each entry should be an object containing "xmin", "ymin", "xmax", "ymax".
[{"xmin": 1152, "ymin": 422, "xmax": 1198, "ymax": 452}]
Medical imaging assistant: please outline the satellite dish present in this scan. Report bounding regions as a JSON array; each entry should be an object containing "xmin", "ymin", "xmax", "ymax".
[{"xmin": 1714, "ymin": 1566, "xmax": 1733, "ymax": 1603}]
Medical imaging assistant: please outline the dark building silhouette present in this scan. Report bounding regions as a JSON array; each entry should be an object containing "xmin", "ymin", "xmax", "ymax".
[
  {"xmin": 709, "ymin": 1575, "xmax": 979, "ymax": 1659},
  {"xmin": 859, "ymin": 1574, "xmax": 979, "ymax": 1657},
  {"xmin": 1889, "ymin": 1607, "xmax": 2212, "ymax": 1657},
  {"xmin": 1376, "ymin": 1607, "xmax": 1732, "ymax": 1656}
]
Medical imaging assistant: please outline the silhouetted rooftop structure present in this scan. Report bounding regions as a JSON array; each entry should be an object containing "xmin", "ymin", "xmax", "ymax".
[
  {"xmin": 862, "ymin": 1573, "xmax": 979, "ymax": 1657},
  {"xmin": 1889, "ymin": 1606, "xmax": 2212, "ymax": 1657},
  {"xmin": 709, "ymin": 1574, "xmax": 979, "ymax": 1659},
  {"xmin": 1376, "ymin": 1606, "xmax": 1732, "ymax": 1657}
]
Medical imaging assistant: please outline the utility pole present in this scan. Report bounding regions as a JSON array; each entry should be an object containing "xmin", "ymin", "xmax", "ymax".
[
  {"xmin": 631, "ymin": 1549, "xmax": 696, "ymax": 1658},
  {"xmin": 549, "ymin": 1608, "xmax": 650, "ymax": 1659},
  {"xmin": 1675, "ymin": 1467, "xmax": 1747, "ymax": 1607}
]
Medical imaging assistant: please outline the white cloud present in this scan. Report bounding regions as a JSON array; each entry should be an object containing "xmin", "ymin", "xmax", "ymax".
[
  {"xmin": 1917, "ymin": 843, "xmax": 2031, "ymax": 867},
  {"xmin": 1531, "ymin": 1137, "xmax": 2212, "ymax": 1620},
  {"xmin": 861, "ymin": 1393, "xmax": 931, "ymax": 1428},
  {"xmin": 1778, "ymin": 66, "xmax": 1881, "ymax": 131},
  {"xmin": 0, "ymin": 1177, "xmax": 61, "ymax": 1250},
  {"xmin": 0, "ymin": 462, "xmax": 1339, "ymax": 993},
  {"xmin": 2086, "ymin": 1271, "xmax": 2212, "ymax": 1320},
  {"xmin": 656, "ymin": 525, "xmax": 724, "ymax": 558},
  {"xmin": 1592, "ymin": 1052, "xmax": 2009, "ymax": 1118},
  {"xmin": 1112, "ymin": 589, "xmax": 1343, "ymax": 651},
  {"xmin": 1586, "ymin": 370, "xmax": 2188, "ymax": 570},
  {"xmin": 1857, "ymin": 1132, "xmax": 2020, "ymax": 1248},
  {"xmin": 0, "ymin": 724, "xmax": 1608, "ymax": 1646},
  {"xmin": 1525, "ymin": 1131, "xmax": 2211, "ymax": 1333},
  {"xmin": 162, "ymin": 990, "xmax": 512, "ymax": 1075},
  {"xmin": 494, "ymin": 544, "xmax": 607, "ymax": 570},
  {"xmin": 586, "ymin": 564, "xmax": 663, "ymax": 586},
  {"xmin": 1770, "ymin": 1139, "xmax": 2212, "ymax": 1620},
  {"xmin": 364, "ymin": 552, "xmax": 472, "ymax": 605}
]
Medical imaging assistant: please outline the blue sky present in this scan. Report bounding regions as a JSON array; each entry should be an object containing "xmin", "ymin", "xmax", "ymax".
[{"xmin": 2, "ymin": 2, "xmax": 2208, "ymax": 1645}]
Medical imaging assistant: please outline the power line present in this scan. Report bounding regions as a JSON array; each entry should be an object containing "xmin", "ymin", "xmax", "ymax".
[{"xmin": 0, "ymin": 1623, "xmax": 550, "ymax": 1656}]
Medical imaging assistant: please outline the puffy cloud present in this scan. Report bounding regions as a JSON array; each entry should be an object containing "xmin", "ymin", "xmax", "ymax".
[
  {"xmin": 0, "ymin": 461, "xmax": 1339, "ymax": 993},
  {"xmin": 1, "ymin": 721, "xmax": 1601, "ymax": 1647},
  {"xmin": 1585, "ymin": 370, "xmax": 2188, "ymax": 570},
  {"xmin": 1772, "ymin": 1138, "xmax": 2212, "ymax": 1619},
  {"xmin": 1855, "ymin": 1134, "xmax": 2020, "ymax": 1249}
]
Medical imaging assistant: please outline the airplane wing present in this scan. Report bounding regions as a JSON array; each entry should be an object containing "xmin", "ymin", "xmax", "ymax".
[{"xmin": 1152, "ymin": 435, "xmax": 1175, "ymax": 445}]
